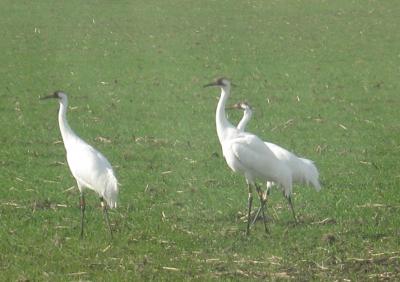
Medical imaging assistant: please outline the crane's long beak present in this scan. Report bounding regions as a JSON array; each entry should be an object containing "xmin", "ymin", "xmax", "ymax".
[
  {"xmin": 40, "ymin": 93, "xmax": 56, "ymax": 100},
  {"xmin": 203, "ymin": 82, "xmax": 237, "ymax": 88},
  {"xmin": 203, "ymin": 82, "xmax": 219, "ymax": 88}
]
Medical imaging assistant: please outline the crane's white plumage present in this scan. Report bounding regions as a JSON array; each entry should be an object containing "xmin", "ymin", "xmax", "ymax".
[
  {"xmin": 208, "ymin": 81, "xmax": 285, "ymax": 186},
  {"xmin": 205, "ymin": 78, "xmax": 290, "ymax": 235},
  {"xmin": 42, "ymin": 91, "xmax": 118, "ymax": 237},
  {"xmin": 231, "ymin": 101, "xmax": 321, "ymax": 195},
  {"xmin": 64, "ymin": 136, "xmax": 118, "ymax": 208},
  {"xmin": 206, "ymin": 79, "xmax": 322, "ymax": 234}
]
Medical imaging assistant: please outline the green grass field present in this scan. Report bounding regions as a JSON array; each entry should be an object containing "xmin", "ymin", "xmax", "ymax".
[{"xmin": 1, "ymin": 0, "xmax": 399, "ymax": 280}]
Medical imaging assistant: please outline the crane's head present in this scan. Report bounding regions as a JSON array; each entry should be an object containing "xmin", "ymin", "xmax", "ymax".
[
  {"xmin": 203, "ymin": 77, "xmax": 232, "ymax": 89},
  {"xmin": 40, "ymin": 91, "xmax": 68, "ymax": 102},
  {"xmin": 229, "ymin": 101, "xmax": 252, "ymax": 111}
]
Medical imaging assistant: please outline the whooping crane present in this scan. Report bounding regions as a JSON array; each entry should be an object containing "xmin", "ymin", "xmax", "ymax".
[
  {"xmin": 41, "ymin": 91, "xmax": 118, "ymax": 238},
  {"xmin": 204, "ymin": 78, "xmax": 290, "ymax": 235},
  {"xmin": 230, "ymin": 101, "xmax": 321, "ymax": 222}
]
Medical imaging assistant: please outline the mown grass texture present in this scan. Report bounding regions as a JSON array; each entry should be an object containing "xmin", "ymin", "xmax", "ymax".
[{"xmin": 0, "ymin": 0, "xmax": 399, "ymax": 280}]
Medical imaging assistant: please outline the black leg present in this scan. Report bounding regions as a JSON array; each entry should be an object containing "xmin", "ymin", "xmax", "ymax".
[
  {"xmin": 100, "ymin": 197, "xmax": 113, "ymax": 239},
  {"xmin": 246, "ymin": 184, "xmax": 253, "ymax": 236},
  {"xmin": 251, "ymin": 185, "xmax": 270, "ymax": 226},
  {"xmin": 287, "ymin": 195, "xmax": 297, "ymax": 223},
  {"xmin": 251, "ymin": 206, "xmax": 261, "ymax": 226},
  {"xmin": 80, "ymin": 192, "xmax": 85, "ymax": 238},
  {"xmin": 254, "ymin": 184, "xmax": 269, "ymax": 233}
]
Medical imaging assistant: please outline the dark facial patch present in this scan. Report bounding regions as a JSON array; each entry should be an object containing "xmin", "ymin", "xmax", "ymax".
[
  {"xmin": 204, "ymin": 77, "xmax": 229, "ymax": 88},
  {"xmin": 53, "ymin": 91, "xmax": 64, "ymax": 98},
  {"xmin": 216, "ymin": 77, "xmax": 227, "ymax": 86}
]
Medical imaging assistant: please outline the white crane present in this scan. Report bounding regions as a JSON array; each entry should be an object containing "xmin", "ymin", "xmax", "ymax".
[
  {"xmin": 204, "ymin": 78, "xmax": 292, "ymax": 235},
  {"xmin": 41, "ymin": 91, "xmax": 118, "ymax": 238},
  {"xmin": 230, "ymin": 101, "xmax": 321, "ymax": 222}
]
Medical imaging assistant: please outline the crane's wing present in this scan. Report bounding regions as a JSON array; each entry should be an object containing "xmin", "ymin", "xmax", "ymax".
[
  {"xmin": 228, "ymin": 133, "xmax": 282, "ymax": 182},
  {"xmin": 66, "ymin": 141, "xmax": 118, "ymax": 207},
  {"xmin": 67, "ymin": 142, "xmax": 112, "ymax": 178},
  {"xmin": 264, "ymin": 142, "xmax": 294, "ymax": 161}
]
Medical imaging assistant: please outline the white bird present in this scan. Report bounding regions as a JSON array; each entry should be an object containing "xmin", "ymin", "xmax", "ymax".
[
  {"xmin": 229, "ymin": 101, "xmax": 321, "ymax": 221},
  {"xmin": 204, "ymin": 78, "xmax": 292, "ymax": 235},
  {"xmin": 41, "ymin": 91, "xmax": 118, "ymax": 238}
]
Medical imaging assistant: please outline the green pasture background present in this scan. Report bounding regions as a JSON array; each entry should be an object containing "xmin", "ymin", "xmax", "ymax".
[{"xmin": 0, "ymin": 0, "xmax": 399, "ymax": 280}]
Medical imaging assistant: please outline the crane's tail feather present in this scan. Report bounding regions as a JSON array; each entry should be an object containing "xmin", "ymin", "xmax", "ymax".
[
  {"xmin": 299, "ymin": 158, "xmax": 321, "ymax": 191},
  {"xmin": 102, "ymin": 168, "xmax": 118, "ymax": 208}
]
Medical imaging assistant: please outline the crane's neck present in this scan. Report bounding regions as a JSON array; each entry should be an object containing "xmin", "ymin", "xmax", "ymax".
[
  {"xmin": 237, "ymin": 108, "xmax": 252, "ymax": 132},
  {"xmin": 216, "ymin": 87, "xmax": 235, "ymax": 142},
  {"xmin": 58, "ymin": 98, "xmax": 78, "ymax": 149}
]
